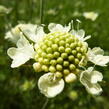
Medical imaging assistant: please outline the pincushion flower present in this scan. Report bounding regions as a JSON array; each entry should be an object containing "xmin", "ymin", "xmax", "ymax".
[{"xmin": 6, "ymin": 21, "xmax": 109, "ymax": 98}]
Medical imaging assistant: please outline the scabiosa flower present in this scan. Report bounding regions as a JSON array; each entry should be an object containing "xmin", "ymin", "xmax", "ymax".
[{"xmin": 6, "ymin": 21, "xmax": 109, "ymax": 98}]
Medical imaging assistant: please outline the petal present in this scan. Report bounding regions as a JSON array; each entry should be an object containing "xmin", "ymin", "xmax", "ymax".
[
  {"xmin": 48, "ymin": 23, "xmax": 70, "ymax": 33},
  {"xmin": 77, "ymin": 29, "xmax": 85, "ymax": 38},
  {"xmin": 38, "ymin": 73, "xmax": 64, "ymax": 98},
  {"xmin": 5, "ymin": 26, "xmax": 20, "ymax": 44},
  {"xmin": 92, "ymin": 47, "xmax": 104, "ymax": 55},
  {"xmin": 80, "ymin": 67, "xmax": 103, "ymax": 95},
  {"xmin": 7, "ymin": 44, "xmax": 35, "ymax": 68},
  {"xmin": 20, "ymin": 24, "xmax": 45, "ymax": 43},
  {"xmin": 87, "ymin": 48, "xmax": 109, "ymax": 66},
  {"xmin": 91, "ymin": 71, "xmax": 103, "ymax": 83},
  {"xmin": 93, "ymin": 55, "xmax": 109, "ymax": 66},
  {"xmin": 86, "ymin": 83, "xmax": 102, "ymax": 95},
  {"xmin": 16, "ymin": 34, "xmax": 30, "ymax": 48}
]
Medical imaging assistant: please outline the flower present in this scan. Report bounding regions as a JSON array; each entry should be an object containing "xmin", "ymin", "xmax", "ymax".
[
  {"xmin": 6, "ymin": 21, "xmax": 109, "ymax": 97},
  {"xmin": 87, "ymin": 47, "xmax": 109, "ymax": 66},
  {"xmin": 38, "ymin": 73, "xmax": 64, "ymax": 98},
  {"xmin": 83, "ymin": 12, "xmax": 98, "ymax": 21},
  {"xmin": 0, "ymin": 5, "xmax": 11, "ymax": 15},
  {"xmin": 5, "ymin": 24, "xmax": 45, "ymax": 44},
  {"xmin": 7, "ymin": 34, "xmax": 35, "ymax": 68},
  {"xmin": 80, "ymin": 67, "xmax": 103, "ymax": 95}
]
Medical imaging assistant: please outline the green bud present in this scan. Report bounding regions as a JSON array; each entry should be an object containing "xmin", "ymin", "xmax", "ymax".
[
  {"xmin": 70, "ymin": 43, "xmax": 76, "ymax": 49},
  {"xmin": 65, "ymin": 44, "xmax": 70, "ymax": 47},
  {"xmin": 43, "ymin": 59, "xmax": 49, "ymax": 65},
  {"xmin": 76, "ymin": 47, "xmax": 81, "ymax": 52},
  {"xmin": 63, "ymin": 69, "xmax": 70, "ymax": 75},
  {"xmin": 47, "ymin": 54, "xmax": 53, "ymax": 59},
  {"xmin": 68, "ymin": 55, "xmax": 74, "ymax": 61},
  {"xmin": 49, "ymin": 66, "xmax": 56, "ymax": 73},
  {"xmin": 69, "ymin": 64, "xmax": 76, "ymax": 71},
  {"xmin": 61, "ymin": 53, "xmax": 68, "ymax": 59},
  {"xmin": 77, "ymin": 42, "xmax": 82, "ymax": 47},
  {"xmin": 54, "ymin": 38, "xmax": 60, "ymax": 44},
  {"xmin": 41, "ymin": 45, "xmax": 47, "ymax": 50},
  {"xmin": 54, "ymin": 52, "xmax": 60, "ymax": 58},
  {"xmin": 50, "ymin": 60, "xmax": 57, "ymax": 65},
  {"xmin": 74, "ymin": 58, "xmax": 79, "ymax": 65},
  {"xmin": 46, "ymin": 47, "xmax": 52, "ymax": 53},
  {"xmin": 63, "ymin": 61, "xmax": 69, "ymax": 67},
  {"xmin": 47, "ymin": 41, "xmax": 52, "ymax": 46},
  {"xmin": 65, "ymin": 48, "xmax": 71, "ymax": 54},
  {"xmin": 55, "ymin": 72, "xmax": 63, "ymax": 78},
  {"xmin": 41, "ymin": 52, "xmax": 46, "ymax": 57},
  {"xmin": 72, "ymin": 50, "xmax": 77, "ymax": 55},
  {"xmin": 57, "ymin": 57, "xmax": 63, "ymax": 64},
  {"xmin": 52, "ymin": 44, "xmax": 58, "ymax": 51},
  {"xmin": 77, "ymin": 53, "xmax": 82, "ymax": 59},
  {"xmin": 56, "ymin": 64, "xmax": 63, "ymax": 71},
  {"xmin": 42, "ymin": 65, "xmax": 48, "ymax": 72},
  {"xmin": 37, "ymin": 49, "xmax": 42, "ymax": 55},
  {"xmin": 59, "ymin": 46, "xmax": 65, "ymax": 53},
  {"xmin": 59, "ymin": 40, "xmax": 65, "ymax": 46},
  {"xmin": 38, "ymin": 58, "xmax": 43, "ymax": 63}
]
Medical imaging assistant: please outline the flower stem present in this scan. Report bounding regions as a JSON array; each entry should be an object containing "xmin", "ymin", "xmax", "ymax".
[
  {"xmin": 41, "ymin": 98, "xmax": 49, "ymax": 109},
  {"xmin": 40, "ymin": 0, "xmax": 45, "ymax": 24}
]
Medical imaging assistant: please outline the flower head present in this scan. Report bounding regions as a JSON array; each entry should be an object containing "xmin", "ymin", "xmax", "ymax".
[{"xmin": 6, "ymin": 21, "xmax": 109, "ymax": 97}]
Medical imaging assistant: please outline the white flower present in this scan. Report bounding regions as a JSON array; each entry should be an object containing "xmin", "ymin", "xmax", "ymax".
[
  {"xmin": 7, "ymin": 34, "xmax": 35, "ymax": 68},
  {"xmin": 71, "ymin": 29, "xmax": 91, "ymax": 42},
  {"xmin": 80, "ymin": 67, "xmax": 103, "ymax": 95},
  {"xmin": 38, "ymin": 73, "xmax": 64, "ymax": 98},
  {"xmin": 87, "ymin": 47, "xmax": 109, "ymax": 66},
  {"xmin": 5, "ymin": 24, "xmax": 45, "ymax": 44},
  {"xmin": 83, "ymin": 12, "xmax": 98, "ymax": 21},
  {"xmin": 48, "ymin": 23, "xmax": 71, "ymax": 33}
]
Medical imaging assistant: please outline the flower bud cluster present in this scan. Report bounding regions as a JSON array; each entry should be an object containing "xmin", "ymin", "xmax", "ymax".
[{"xmin": 35, "ymin": 32, "xmax": 87, "ymax": 79}]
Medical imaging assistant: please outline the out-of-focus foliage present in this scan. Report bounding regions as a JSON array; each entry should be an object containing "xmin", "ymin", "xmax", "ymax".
[{"xmin": 0, "ymin": 0, "xmax": 109, "ymax": 109}]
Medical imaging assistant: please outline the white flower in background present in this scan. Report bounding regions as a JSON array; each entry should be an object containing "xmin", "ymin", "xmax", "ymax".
[
  {"xmin": 80, "ymin": 67, "xmax": 103, "ymax": 95},
  {"xmin": 83, "ymin": 12, "xmax": 98, "ymax": 21},
  {"xmin": 7, "ymin": 34, "xmax": 35, "ymax": 68},
  {"xmin": 88, "ymin": 47, "xmax": 109, "ymax": 66},
  {"xmin": 0, "ymin": 5, "xmax": 11, "ymax": 15},
  {"xmin": 38, "ymin": 73, "xmax": 64, "ymax": 98},
  {"xmin": 5, "ymin": 24, "xmax": 45, "ymax": 44}
]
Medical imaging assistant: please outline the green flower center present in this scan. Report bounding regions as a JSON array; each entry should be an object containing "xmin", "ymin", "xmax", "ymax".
[{"xmin": 35, "ymin": 31, "xmax": 87, "ymax": 77}]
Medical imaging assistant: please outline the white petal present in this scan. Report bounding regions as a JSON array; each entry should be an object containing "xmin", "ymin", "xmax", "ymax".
[
  {"xmin": 16, "ymin": 34, "xmax": 30, "ymax": 48},
  {"xmin": 92, "ymin": 47, "xmax": 104, "ymax": 55},
  {"xmin": 93, "ymin": 55, "xmax": 109, "ymax": 66},
  {"xmin": 91, "ymin": 71, "xmax": 103, "ymax": 83},
  {"xmin": 7, "ymin": 41, "xmax": 35, "ymax": 68},
  {"xmin": 5, "ymin": 26, "xmax": 20, "ymax": 43},
  {"xmin": 86, "ymin": 83, "xmax": 102, "ymax": 95},
  {"xmin": 83, "ymin": 12, "xmax": 98, "ymax": 21},
  {"xmin": 48, "ymin": 23, "xmax": 70, "ymax": 33},
  {"xmin": 71, "ymin": 29, "xmax": 91, "ymax": 42},
  {"xmin": 20, "ymin": 24, "xmax": 45, "ymax": 43},
  {"xmin": 38, "ymin": 73, "xmax": 64, "ymax": 98},
  {"xmin": 80, "ymin": 67, "xmax": 103, "ymax": 95},
  {"xmin": 87, "ymin": 48, "xmax": 109, "ymax": 66}
]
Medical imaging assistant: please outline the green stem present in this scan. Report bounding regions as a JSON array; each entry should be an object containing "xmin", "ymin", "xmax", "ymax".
[
  {"xmin": 41, "ymin": 98, "xmax": 49, "ymax": 109},
  {"xmin": 40, "ymin": 0, "xmax": 45, "ymax": 24}
]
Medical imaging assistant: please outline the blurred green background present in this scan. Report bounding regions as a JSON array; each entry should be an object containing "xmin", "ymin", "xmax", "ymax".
[{"xmin": 0, "ymin": 0, "xmax": 109, "ymax": 109}]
